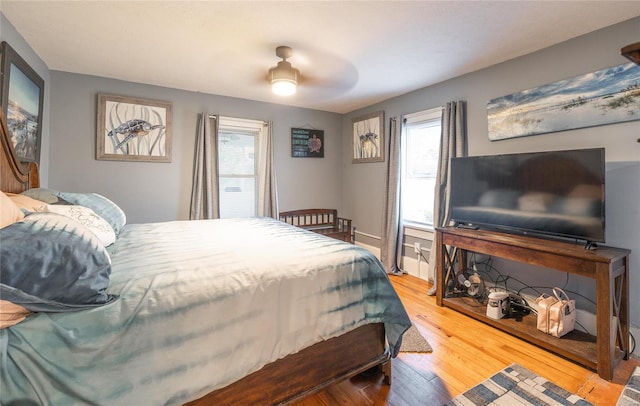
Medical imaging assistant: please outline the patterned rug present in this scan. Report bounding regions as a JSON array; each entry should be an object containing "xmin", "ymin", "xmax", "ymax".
[
  {"xmin": 446, "ymin": 363, "xmax": 593, "ymax": 406},
  {"xmin": 617, "ymin": 366, "xmax": 640, "ymax": 405},
  {"xmin": 399, "ymin": 323, "xmax": 432, "ymax": 353}
]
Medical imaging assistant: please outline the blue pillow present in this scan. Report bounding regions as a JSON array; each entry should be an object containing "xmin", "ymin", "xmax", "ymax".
[
  {"xmin": 0, "ymin": 213, "xmax": 118, "ymax": 312},
  {"xmin": 56, "ymin": 192, "xmax": 126, "ymax": 235}
]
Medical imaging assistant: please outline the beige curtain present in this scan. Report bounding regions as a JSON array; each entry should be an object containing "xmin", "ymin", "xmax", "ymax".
[
  {"xmin": 380, "ymin": 117, "xmax": 404, "ymax": 275},
  {"xmin": 427, "ymin": 100, "xmax": 467, "ymax": 295},
  {"xmin": 189, "ymin": 113, "xmax": 219, "ymax": 220},
  {"xmin": 256, "ymin": 121, "xmax": 279, "ymax": 218}
]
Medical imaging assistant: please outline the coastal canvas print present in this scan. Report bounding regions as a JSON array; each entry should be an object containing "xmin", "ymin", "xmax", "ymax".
[
  {"xmin": 488, "ymin": 63, "xmax": 640, "ymax": 140},
  {"xmin": 0, "ymin": 41, "xmax": 45, "ymax": 163}
]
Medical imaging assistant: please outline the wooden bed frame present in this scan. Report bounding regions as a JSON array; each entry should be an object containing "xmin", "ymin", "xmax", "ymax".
[
  {"xmin": 0, "ymin": 109, "xmax": 391, "ymax": 404},
  {"xmin": 0, "ymin": 109, "xmax": 39, "ymax": 193}
]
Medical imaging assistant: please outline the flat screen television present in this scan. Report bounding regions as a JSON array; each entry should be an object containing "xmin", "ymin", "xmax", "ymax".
[{"xmin": 450, "ymin": 148, "xmax": 605, "ymax": 244}]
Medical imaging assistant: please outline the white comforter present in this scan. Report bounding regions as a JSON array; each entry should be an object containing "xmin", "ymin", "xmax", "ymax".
[{"xmin": 1, "ymin": 217, "xmax": 411, "ymax": 405}]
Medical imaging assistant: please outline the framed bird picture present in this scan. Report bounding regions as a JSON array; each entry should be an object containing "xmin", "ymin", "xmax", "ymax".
[
  {"xmin": 352, "ymin": 110, "xmax": 384, "ymax": 163},
  {"xmin": 96, "ymin": 93, "xmax": 172, "ymax": 162}
]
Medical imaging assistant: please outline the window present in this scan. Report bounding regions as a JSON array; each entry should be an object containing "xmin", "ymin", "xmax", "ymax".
[
  {"xmin": 218, "ymin": 117, "xmax": 266, "ymax": 218},
  {"xmin": 401, "ymin": 108, "xmax": 442, "ymax": 228}
]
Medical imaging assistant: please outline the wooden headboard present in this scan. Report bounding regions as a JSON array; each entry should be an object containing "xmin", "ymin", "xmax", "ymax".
[{"xmin": 0, "ymin": 108, "xmax": 39, "ymax": 193}]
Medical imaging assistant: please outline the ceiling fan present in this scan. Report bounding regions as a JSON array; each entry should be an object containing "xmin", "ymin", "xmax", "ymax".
[
  {"xmin": 268, "ymin": 46, "xmax": 300, "ymax": 96},
  {"xmin": 262, "ymin": 45, "xmax": 358, "ymax": 99}
]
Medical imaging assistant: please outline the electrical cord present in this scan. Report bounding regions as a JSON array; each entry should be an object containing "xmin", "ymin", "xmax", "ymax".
[
  {"xmin": 517, "ymin": 286, "xmax": 596, "ymax": 306},
  {"xmin": 418, "ymin": 250, "xmax": 429, "ymax": 263},
  {"xmin": 463, "ymin": 254, "xmax": 638, "ymax": 356}
]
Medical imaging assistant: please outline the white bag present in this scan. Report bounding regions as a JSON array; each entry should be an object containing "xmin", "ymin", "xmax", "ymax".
[{"xmin": 535, "ymin": 287, "xmax": 576, "ymax": 337}]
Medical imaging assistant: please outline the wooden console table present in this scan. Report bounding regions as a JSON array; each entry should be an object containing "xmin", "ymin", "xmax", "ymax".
[{"xmin": 435, "ymin": 227, "xmax": 630, "ymax": 381}]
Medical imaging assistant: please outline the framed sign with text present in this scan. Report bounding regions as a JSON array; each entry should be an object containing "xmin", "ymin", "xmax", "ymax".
[{"xmin": 291, "ymin": 127, "xmax": 324, "ymax": 158}]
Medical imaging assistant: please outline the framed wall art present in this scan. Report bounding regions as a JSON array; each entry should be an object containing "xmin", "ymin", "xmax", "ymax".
[
  {"xmin": 488, "ymin": 62, "xmax": 640, "ymax": 141},
  {"xmin": 97, "ymin": 93, "xmax": 172, "ymax": 162},
  {"xmin": 291, "ymin": 127, "xmax": 324, "ymax": 158},
  {"xmin": 0, "ymin": 41, "xmax": 45, "ymax": 164},
  {"xmin": 352, "ymin": 110, "xmax": 384, "ymax": 163}
]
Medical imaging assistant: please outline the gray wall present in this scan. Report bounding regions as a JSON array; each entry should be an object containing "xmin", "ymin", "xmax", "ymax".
[
  {"xmin": 342, "ymin": 17, "xmax": 640, "ymax": 332},
  {"xmin": 49, "ymin": 72, "xmax": 343, "ymax": 223},
  {"xmin": 343, "ymin": 17, "xmax": 639, "ymax": 235},
  {"xmin": 0, "ymin": 13, "xmax": 50, "ymax": 185}
]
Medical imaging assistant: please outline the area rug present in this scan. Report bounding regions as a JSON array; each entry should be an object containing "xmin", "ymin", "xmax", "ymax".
[
  {"xmin": 446, "ymin": 363, "xmax": 593, "ymax": 406},
  {"xmin": 399, "ymin": 323, "xmax": 432, "ymax": 353},
  {"xmin": 617, "ymin": 366, "xmax": 640, "ymax": 406}
]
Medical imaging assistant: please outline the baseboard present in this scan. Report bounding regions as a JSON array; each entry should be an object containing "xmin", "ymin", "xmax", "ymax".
[
  {"xmin": 355, "ymin": 241, "xmax": 380, "ymax": 259},
  {"xmin": 355, "ymin": 242, "xmax": 431, "ymax": 282},
  {"xmin": 402, "ymin": 254, "xmax": 430, "ymax": 281},
  {"xmin": 631, "ymin": 325, "xmax": 640, "ymax": 357}
]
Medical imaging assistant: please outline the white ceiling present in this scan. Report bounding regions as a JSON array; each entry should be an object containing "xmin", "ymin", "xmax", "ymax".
[{"xmin": 1, "ymin": 1, "xmax": 639, "ymax": 114}]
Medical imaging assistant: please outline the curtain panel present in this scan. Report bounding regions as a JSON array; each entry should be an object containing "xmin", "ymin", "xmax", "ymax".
[
  {"xmin": 190, "ymin": 113, "xmax": 219, "ymax": 220},
  {"xmin": 256, "ymin": 122, "xmax": 279, "ymax": 218},
  {"xmin": 427, "ymin": 100, "xmax": 467, "ymax": 294},
  {"xmin": 380, "ymin": 116, "xmax": 404, "ymax": 275}
]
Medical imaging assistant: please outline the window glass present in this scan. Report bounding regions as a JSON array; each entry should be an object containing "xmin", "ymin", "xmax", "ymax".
[
  {"xmin": 218, "ymin": 124, "xmax": 258, "ymax": 218},
  {"xmin": 402, "ymin": 109, "xmax": 442, "ymax": 227}
]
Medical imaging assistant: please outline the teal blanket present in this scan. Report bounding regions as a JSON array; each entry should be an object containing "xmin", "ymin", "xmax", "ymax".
[{"xmin": 1, "ymin": 217, "xmax": 410, "ymax": 405}]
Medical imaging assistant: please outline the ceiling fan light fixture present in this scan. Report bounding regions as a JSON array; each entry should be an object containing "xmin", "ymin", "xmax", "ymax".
[{"xmin": 269, "ymin": 46, "xmax": 299, "ymax": 96}]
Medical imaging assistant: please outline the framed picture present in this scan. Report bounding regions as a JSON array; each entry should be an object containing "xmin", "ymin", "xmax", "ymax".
[
  {"xmin": 291, "ymin": 127, "xmax": 324, "ymax": 158},
  {"xmin": 487, "ymin": 62, "xmax": 640, "ymax": 141},
  {"xmin": 97, "ymin": 93, "xmax": 172, "ymax": 162},
  {"xmin": 0, "ymin": 41, "xmax": 45, "ymax": 164},
  {"xmin": 352, "ymin": 111, "xmax": 384, "ymax": 163}
]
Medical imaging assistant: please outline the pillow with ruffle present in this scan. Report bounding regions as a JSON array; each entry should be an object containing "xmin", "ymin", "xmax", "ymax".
[
  {"xmin": 39, "ymin": 204, "xmax": 116, "ymax": 246},
  {"xmin": 56, "ymin": 192, "xmax": 126, "ymax": 235},
  {"xmin": 0, "ymin": 212, "xmax": 118, "ymax": 312}
]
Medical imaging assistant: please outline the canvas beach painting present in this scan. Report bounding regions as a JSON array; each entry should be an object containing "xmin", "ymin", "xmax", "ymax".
[
  {"xmin": 0, "ymin": 41, "xmax": 45, "ymax": 164},
  {"xmin": 488, "ymin": 63, "xmax": 640, "ymax": 141}
]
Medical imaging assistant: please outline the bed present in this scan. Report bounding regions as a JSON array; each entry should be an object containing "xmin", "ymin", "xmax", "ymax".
[{"xmin": 0, "ymin": 109, "xmax": 411, "ymax": 405}]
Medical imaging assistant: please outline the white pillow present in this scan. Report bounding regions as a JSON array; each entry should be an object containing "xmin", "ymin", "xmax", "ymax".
[{"xmin": 40, "ymin": 204, "xmax": 116, "ymax": 246}]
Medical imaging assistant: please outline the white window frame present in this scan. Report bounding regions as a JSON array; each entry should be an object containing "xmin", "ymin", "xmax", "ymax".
[
  {"xmin": 218, "ymin": 116, "xmax": 266, "ymax": 218},
  {"xmin": 401, "ymin": 107, "xmax": 442, "ymax": 232}
]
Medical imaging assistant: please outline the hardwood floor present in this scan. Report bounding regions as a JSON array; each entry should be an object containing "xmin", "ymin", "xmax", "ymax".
[{"xmin": 295, "ymin": 274, "xmax": 639, "ymax": 405}]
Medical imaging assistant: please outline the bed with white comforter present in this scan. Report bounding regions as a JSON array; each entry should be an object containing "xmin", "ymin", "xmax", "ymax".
[{"xmin": 1, "ymin": 216, "xmax": 410, "ymax": 405}]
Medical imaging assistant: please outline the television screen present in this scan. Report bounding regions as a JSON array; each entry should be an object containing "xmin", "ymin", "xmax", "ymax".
[{"xmin": 450, "ymin": 148, "xmax": 605, "ymax": 243}]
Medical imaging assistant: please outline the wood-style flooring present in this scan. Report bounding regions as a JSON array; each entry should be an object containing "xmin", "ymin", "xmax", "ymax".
[{"xmin": 295, "ymin": 274, "xmax": 639, "ymax": 405}]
